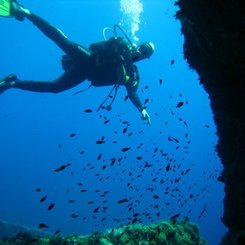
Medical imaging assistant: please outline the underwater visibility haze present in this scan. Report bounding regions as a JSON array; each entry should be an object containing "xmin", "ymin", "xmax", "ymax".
[{"xmin": 0, "ymin": 0, "xmax": 226, "ymax": 244}]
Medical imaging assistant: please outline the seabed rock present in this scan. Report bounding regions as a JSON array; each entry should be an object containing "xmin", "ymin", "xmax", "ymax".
[
  {"xmin": 0, "ymin": 220, "xmax": 51, "ymax": 239},
  {"xmin": 0, "ymin": 219, "xmax": 207, "ymax": 245}
]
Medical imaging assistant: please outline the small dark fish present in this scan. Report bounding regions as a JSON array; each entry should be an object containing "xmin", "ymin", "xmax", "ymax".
[
  {"xmin": 131, "ymin": 218, "xmax": 138, "ymax": 224},
  {"xmin": 35, "ymin": 188, "xmax": 41, "ymax": 192},
  {"xmin": 123, "ymin": 127, "xmax": 128, "ymax": 134},
  {"xmin": 176, "ymin": 101, "xmax": 184, "ymax": 108},
  {"xmin": 40, "ymin": 195, "xmax": 48, "ymax": 203},
  {"xmin": 93, "ymin": 207, "xmax": 100, "ymax": 213},
  {"xmin": 38, "ymin": 223, "xmax": 48, "ymax": 229},
  {"xmin": 117, "ymin": 198, "xmax": 129, "ymax": 204},
  {"xmin": 160, "ymin": 79, "xmax": 163, "ymax": 85},
  {"xmin": 70, "ymin": 133, "xmax": 76, "ymax": 138},
  {"xmin": 205, "ymin": 124, "xmax": 210, "ymax": 128},
  {"xmin": 96, "ymin": 140, "xmax": 105, "ymax": 144},
  {"xmin": 110, "ymin": 158, "xmax": 116, "ymax": 166},
  {"xmin": 58, "ymin": 144, "xmax": 62, "ymax": 149},
  {"xmin": 104, "ymin": 120, "xmax": 110, "ymax": 124},
  {"xmin": 121, "ymin": 147, "xmax": 131, "ymax": 152},
  {"xmin": 144, "ymin": 162, "xmax": 152, "ymax": 168},
  {"xmin": 97, "ymin": 153, "xmax": 102, "ymax": 160},
  {"xmin": 170, "ymin": 213, "xmax": 180, "ymax": 223},
  {"xmin": 154, "ymin": 205, "xmax": 159, "ymax": 209},
  {"xmin": 54, "ymin": 163, "xmax": 71, "ymax": 172},
  {"xmin": 144, "ymin": 98, "xmax": 149, "ymax": 104},
  {"xmin": 71, "ymin": 213, "xmax": 79, "ymax": 219},
  {"xmin": 48, "ymin": 203, "xmax": 55, "ymax": 211},
  {"xmin": 54, "ymin": 230, "xmax": 61, "ymax": 235},
  {"xmin": 153, "ymin": 195, "xmax": 159, "ymax": 199},
  {"xmin": 170, "ymin": 59, "xmax": 175, "ymax": 65},
  {"xmin": 168, "ymin": 136, "xmax": 173, "ymax": 142},
  {"xmin": 68, "ymin": 200, "xmax": 75, "ymax": 203},
  {"xmin": 173, "ymin": 137, "xmax": 179, "ymax": 143},
  {"xmin": 166, "ymin": 163, "xmax": 171, "ymax": 172},
  {"xmin": 84, "ymin": 109, "xmax": 93, "ymax": 113}
]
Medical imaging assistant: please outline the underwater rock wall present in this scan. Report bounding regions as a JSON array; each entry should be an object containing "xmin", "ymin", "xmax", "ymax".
[{"xmin": 175, "ymin": 0, "xmax": 245, "ymax": 244}]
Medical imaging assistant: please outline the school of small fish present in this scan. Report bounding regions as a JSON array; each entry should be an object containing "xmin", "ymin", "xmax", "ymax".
[{"xmin": 33, "ymin": 65, "xmax": 219, "ymax": 233}]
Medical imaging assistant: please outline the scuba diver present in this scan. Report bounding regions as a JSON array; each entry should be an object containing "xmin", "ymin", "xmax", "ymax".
[{"xmin": 0, "ymin": 0, "xmax": 154, "ymax": 123}]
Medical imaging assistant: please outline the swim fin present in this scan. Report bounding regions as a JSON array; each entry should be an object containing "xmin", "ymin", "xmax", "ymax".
[{"xmin": 0, "ymin": 0, "xmax": 12, "ymax": 17}]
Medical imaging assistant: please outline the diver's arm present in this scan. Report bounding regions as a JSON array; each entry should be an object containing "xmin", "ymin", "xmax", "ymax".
[
  {"xmin": 125, "ymin": 80, "xmax": 142, "ymax": 110},
  {"xmin": 125, "ymin": 80, "xmax": 151, "ymax": 124}
]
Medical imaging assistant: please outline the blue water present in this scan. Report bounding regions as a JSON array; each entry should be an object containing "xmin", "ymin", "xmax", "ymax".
[{"xmin": 0, "ymin": 0, "xmax": 227, "ymax": 244}]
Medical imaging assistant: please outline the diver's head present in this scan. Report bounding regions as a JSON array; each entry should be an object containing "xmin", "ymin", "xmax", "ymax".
[
  {"xmin": 132, "ymin": 42, "xmax": 155, "ymax": 61},
  {"xmin": 138, "ymin": 42, "xmax": 155, "ymax": 58}
]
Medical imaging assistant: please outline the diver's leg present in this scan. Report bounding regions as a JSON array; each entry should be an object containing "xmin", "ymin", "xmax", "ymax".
[
  {"xmin": 11, "ymin": 1, "xmax": 92, "ymax": 60},
  {"xmin": 26, "ymin": 13, "xmax": 92, "ymax": 60},
  {"xmin": 0, "ymin": 74, "xmax": 18, "ymax": 94},
  {"xmin": 10, "ymin": 68, "xmax": 87, "ymax": 93}
]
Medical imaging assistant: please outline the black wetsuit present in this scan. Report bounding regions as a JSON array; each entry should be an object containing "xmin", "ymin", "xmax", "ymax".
[{"xmin": 14, "ymin": 13, "xmax": 144, "ymax": 111}]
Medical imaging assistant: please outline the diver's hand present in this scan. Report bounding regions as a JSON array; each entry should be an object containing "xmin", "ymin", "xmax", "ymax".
[{"xmin": 141, "ymin": 109, "xmax": 151, "ymax": 124}]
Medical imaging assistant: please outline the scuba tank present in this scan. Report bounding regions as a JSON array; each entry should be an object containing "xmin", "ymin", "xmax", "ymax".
[
  {"xmin": 71, "ymin": 25, "xmax": 134, "ymax": 111},
  {"xmin": 95, "ymin": 25, "xmax": 134, "ymax": 111}
]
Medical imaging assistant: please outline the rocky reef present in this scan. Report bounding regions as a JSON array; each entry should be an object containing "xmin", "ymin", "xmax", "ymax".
[
  {"xmin": 0, "ymin": 220, "xmax": 207, "ymax": 245},
  {"xmin": 0, "ymin": 220, "xmax": 51, "ymax": 239},
  {"xmin": 175, "ymin": 0, "xmax": 245, "ymax": 244}
]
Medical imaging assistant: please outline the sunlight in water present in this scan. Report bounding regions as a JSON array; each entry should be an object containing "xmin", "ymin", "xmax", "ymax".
[{"xmin": 120, "ymin": 0, "xmax": 143, "ymax": 41}]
